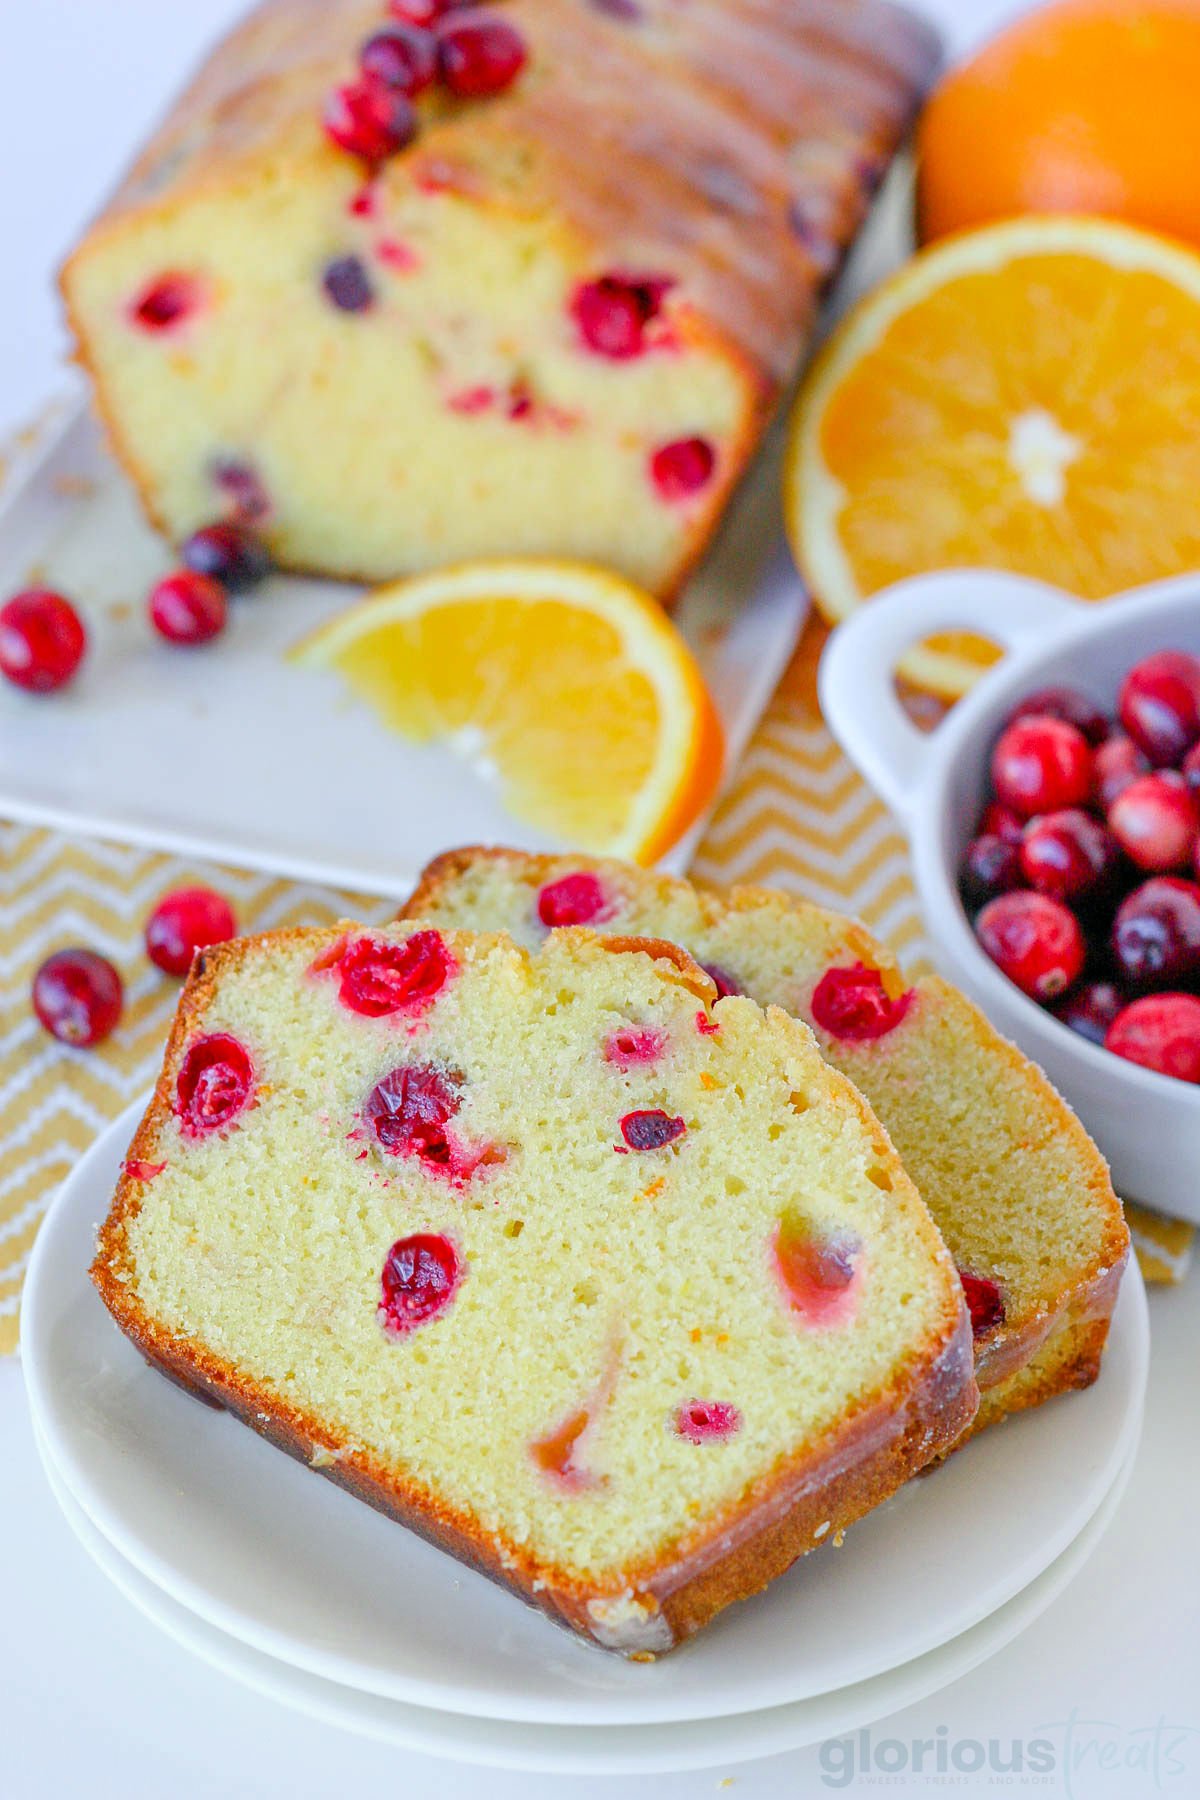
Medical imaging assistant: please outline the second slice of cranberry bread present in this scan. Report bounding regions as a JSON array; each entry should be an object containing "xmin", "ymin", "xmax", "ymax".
[
  {"xmin": 402, "ymin": 849, "xmax": 1130, "ymax": 1443},
  {"xmin": 92, "ymin": 922, "xmax": 974, "ymax": 1655}
]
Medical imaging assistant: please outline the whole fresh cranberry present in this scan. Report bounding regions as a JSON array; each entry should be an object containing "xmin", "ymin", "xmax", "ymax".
[
  {"xmin": 1111, "ymin": 877, "xmax": 1200, "ymax": 989},
  {"xmin": 1106, "ymin": 992, "xmax": 1200, "ymax": 1083},
  {"xmin": 1007, "ymin": 685, "xmax": 1110, "ymax": 746},
  {"xmin": 978, "ymin": 801, "xmax": 1024, "ymax": 844},
  {"xmin": 32, "ymin": 949, "xmax": 123, "ymax": 1046},
  {"xmin": 323, "ymin": 78, "xmax": 417, "ymax": 161},
  {"xmin": 1184, "ymin": 741, "xmax": 1200, "ymax": 794},
  {"xmin": 145, "ymin": 886, "xmax": 237, "ymax": 976},
  {"xmin": 572, "ymin": 274, "xmax": 670, "ymax": 359},
  {"xmin": 1054, "ymin": 980, "xmax": 1125, "ymax": 1047},
  {"xmin": 1119, "ymin": 649, "xmax": 1200, "ymax": 767},
  {"xmin": 1019, "ymin": 809, "xmax": 1116, "ymax": 902},
  {"xmin": 650, "ymin": 436, "xmax": 716, "ymax": 502},
  {"xmin": 437, "ymin": 12, "xmax": 527, "ymax": 96},
  {"xmin": 148, "ymin": 570, "xmax": 227, "ymax": 645},
  {"xmin": 0, "ymin": 589, "xmax": 87, "ymax": 693},
  {"xmin": 990, "ymin": 715, "xmax": 1092, "ymax": 818},
  {"xmin": 1108, "ymin": 771, "xmax": 1197, "ymax": 871},
  {"xmin": 1093, "ymin": 734, "xmax": 1150, "ymax": 810},
  {"xmin": 360, "ymin": 24, "xmax": 437, "ymax": 94},
  {"xmin": 180, "ymin": 521, "xmax": 270, "ymax": 593},
  {"xmin": 975, "ymin": 890, "xmax": 1084, "ymax": 1001},
  {"xmin": 960, "ymin": 834, "xmax": 1024, "ymax": 908}
]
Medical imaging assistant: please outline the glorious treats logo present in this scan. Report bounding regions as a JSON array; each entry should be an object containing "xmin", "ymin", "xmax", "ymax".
[{"xmin": 818, "ymin": 1713, "xmax": 1200, "ymax": 1793}]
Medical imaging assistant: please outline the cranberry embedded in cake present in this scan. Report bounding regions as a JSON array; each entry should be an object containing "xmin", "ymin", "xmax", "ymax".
[
  {"xmin": 773, "ymin": 1218, "xmax": 862, "ymax": 1329},
  {"xmin": 323, "ymin": 78, "xmax": 417, "ymax": 163},
  {"xmin": 322, "ymin": 254, "xmax": 376, "ymax": 313},
  {"xmin": 571, "ymin": 274, "xmax": 671, "ymax": 359},
  {"xmin": 436, "ymin": 12, "xmax": 528, "ymax": 97},
  {"xmin": 619, "ymin": 1109, "xmax": 686, "ymax": 1150},
  {"xmin": 700, "ymin": 961, "xmax": 741, "ymax": 998},
  {"xmin": 329, "ymin": 930, "xmax": 455, "ymax": 1017},
  {"xmin": 180, "ymin": 521, "xmax": 271, "ymax": 592},
  {"xmin": 650, "ymin": 437, "xmax": 716, "ymax": 502},
  {"xmin": 674, "ymin": 1399, "xmax": 741, "ymax": 1444},
  {"xmin": 211, "ymin": 459, "xmax": 271, "ymax": 522},
  {"xmin": 175, "ymin": 1033, "xmax": 255, "ymax": 1137},
  {"xmin": 128, "ymin": 271, "xmax": 203, "ymax": 333},
  {"xmin": 810, "ymin": 963, "xmax": 913, "ymax": 1040},
  {"xmin": 605, "ymin": 1025, "xmax": 665, "ymax": 1067},
  {"xmin": 957, "ymin": 1269, "xmax": 1005, "ymax": 1339},
  {"xmin": 359, "ymin": 24, "xmax": 438, "ymax": 96},
  {"xmin": 364, "ymin": 1063, "xmax": 463, "ymax": 1164},
  {"xmin": 536, "ymin": 872, "xmax": 613, "ymax": 927},
  {"xmin": 379, "ymin": 1232, "xmax": 462, "ymax": 1334}
]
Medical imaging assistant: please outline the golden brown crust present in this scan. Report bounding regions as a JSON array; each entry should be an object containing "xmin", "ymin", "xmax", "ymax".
[
  {"xmin": 402, "ymin": 846, "xmax": 1131, "ymax": 1430},
  {"xmin": 91, "ymin": 918, "xmax": 976, "ymax": 1656}
]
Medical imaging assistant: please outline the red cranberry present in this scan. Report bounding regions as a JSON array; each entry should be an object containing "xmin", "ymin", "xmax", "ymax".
[
  {"xmin": 674, "ymin": 1399, "xmax": 741, "ymax": 1444},
  {"xmin": 175, "ymin": 1033, "xmax": 255, "ymax": 1136},
  {"xmin": 148, "ymin": 570, "xmax": 227, "ymax": 645},
  {"xmin": 32, "ymin": 949, "xmax": 122, "ymax": 1046},
  {"xmin": 366, "ymin": 1063, "xmax": 462, "ymax": 1162},
  {"xmin": 990, "ymin": 715, "xmax": 1092, "ymax": 818},
  {"xmin": 810, "ymin": 963, "xmax": 914, "ymax": 1040},
  {"xmin": 212, "ymin": 458, "xmax": 271, "ymax": 521},
  {"xmin": 1106, "ymin": 992, "xmax": 1200, "ymax": 1082},
  {"xmin": 145, "ymin": 886, "xmax": 236, "ymax": 977},
  {"xmin": 700, "ymin": 962, "xmax": 742, "ymax": 998},
  {"xmin": 334, "ymin": 930, "xmax": 454, "ymax": 1017},
  {"xmin": 360, "ymin": 24, "xmax": 437, "ymax": 95},
  {"xmin": 1007, "ymin": 685, "xmax": 1110, "ymax": 746},
  {"xmin": 571, "ymin": 274, "xmax": 670, "ymax": 359},
  {"xmin": 1111, "ymin": 877, "xmax": 1200, "ymax": 989},
  {"xmin": 1108, "ymin": 771, "xmax": 1197, "ymax": 871},
  {"xmin": 958, "ymin": 1269, "xmax": 1005, "ymax": 1338},
  {"xmin": 605, "ymin": 1026, "xmax": 665, "ymax": 1067},
  {"xmin": 975, "ymin": 891, "xmax": 1084, "ymax": 1001},
  {"xmin": 774, "ymin": 1221, "xmax": 860, "ymax": 1327},
  {"xmin": 960, "ymin": 833, "xmax": 1024, "ymax": 909},
  {"xmin": 388, "ymin": 0, "xmax": 462, "ymax": 22},
  {"xmin": 1184, "ymin": 741, "xmax": 1200, "ymax": 793},
  {"xmin": 379, "ymin": 1233, "xmax": 461, "ymax": 1333},
  {"xmin": 979, "ymin": 802, "xmax": 1024, "ymax": 844},
  {"xmin": 1119, "ymin": 649, "xmax": 1200, "ymax": 766},
  {"xmin": 129, "ymin": 272, "xmax": 201, "ymax": 332},
  {"xmin": 180, "ymin": 521, "xmax": 270, "ymax": 592},
  {"xmin": 322, "ymin": 254, "xmax": 375, "ymax": 313},
  {"xmin": 536, "ymin": 872, "xmax": 612, "ymax": 927},
  {"xmin": 650, "ymin": 436, "xmax": 716, "ymax": 502},
  {"xmin": 619, "ymin": 1109, "xmax": 686, "ymax": 1150},
  {"xmin": 0, "ymin": 589, "xmax": 87, "ymax": 692},
  {"xmin": 437, "ymin": 11, "xmax": 527, "ymax": 96},
  {"xmin": 323, "ymin": 78, "xmax": 417, "ymax": 162},
  {"xmin": 1054, "ymin": 980, "xmax": 1125, "ymax": 1047},
  {"xmin": 1019, "ymin": 809, "xmax": 1116, "ymax": 902},
  {"xmin": 1093, "ymin": 734, "xmax": 1150, "ymax": 810}
]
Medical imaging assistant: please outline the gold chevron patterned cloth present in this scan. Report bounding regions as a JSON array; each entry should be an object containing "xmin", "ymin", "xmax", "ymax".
[{"xmin": 1, "ymin": 614, "xmax": 1190, "ymax": 1354}]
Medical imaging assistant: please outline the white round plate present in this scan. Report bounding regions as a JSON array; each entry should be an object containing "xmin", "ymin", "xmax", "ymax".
[
  {"xmin": 36, "ymin": 1420, "xmax": 1135, "ymax": 1776},
  {"xmin": 23, "ymin": 1100, "xmax": 1148, "ymax": 1728}
]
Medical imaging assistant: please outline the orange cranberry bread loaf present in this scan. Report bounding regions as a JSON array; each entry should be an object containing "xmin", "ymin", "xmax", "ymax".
[
  {"xmin": 403, "ymin": 850, "xmax": 1130, "ymax": 1442},
  {"xmin": 60, "ymin": 0, "xmax": 938, "ymax": 599},
  {"xmin": 91, "ymin": 921, "xmax": 975, "ymax": 1655}
]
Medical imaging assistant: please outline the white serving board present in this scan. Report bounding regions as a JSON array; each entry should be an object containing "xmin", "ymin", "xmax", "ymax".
[{"xmin": 0, "ymin": 401, "xmax": 806, "ymax": 897}]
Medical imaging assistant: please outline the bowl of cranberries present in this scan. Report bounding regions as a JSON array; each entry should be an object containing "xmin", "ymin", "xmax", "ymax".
[{"xmin": 820, "ymin": 568, "xmax": 1200, "ymax": 1222}]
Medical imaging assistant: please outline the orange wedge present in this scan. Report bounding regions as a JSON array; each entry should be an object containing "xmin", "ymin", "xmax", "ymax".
[
  {"xmin": 292, "ymin": 559, "xmax": 723, "ymax": 862},
  {"xmin": 785, "ymin": 216, "xmax": 1200, "ymax": 699}
]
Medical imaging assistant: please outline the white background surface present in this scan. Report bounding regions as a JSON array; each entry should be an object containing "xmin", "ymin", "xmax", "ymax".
[{"xmin": 2, "ymin": 2, "xmax": 1198, "ymax": 1797}]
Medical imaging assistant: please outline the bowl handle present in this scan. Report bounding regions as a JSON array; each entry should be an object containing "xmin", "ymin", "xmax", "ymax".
[{"xmin": 817, "ymin": 570, "xmax": 1082, "ymax": 823}]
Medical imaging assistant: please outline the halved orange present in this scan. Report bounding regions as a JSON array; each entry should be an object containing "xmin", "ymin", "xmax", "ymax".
[
  {"xmin": 785, "ymin": 216, "xmax": 1200, "ymax": 698},
  {"xmin": 292, "ymin": 559, "xmax": 723, "ymax": 862}
]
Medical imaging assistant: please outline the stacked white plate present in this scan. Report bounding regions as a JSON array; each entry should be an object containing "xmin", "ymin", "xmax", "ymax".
[{"xmin": 23, "ymin": 1100, "xmax": 1148, "ymax": 1775}]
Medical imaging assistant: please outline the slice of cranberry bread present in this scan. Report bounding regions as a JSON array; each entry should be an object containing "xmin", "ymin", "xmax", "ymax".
[
  {"xmin": 403, "ymin": 850, "xmax": 1130, "ymax": 1442},
  {"xmin": 60, "ymin": 0, "xmax": 938, "ymax": 598},
  {"xmin": 92, "ymin": 922, "xmax": 974, "ymax": 1655}
]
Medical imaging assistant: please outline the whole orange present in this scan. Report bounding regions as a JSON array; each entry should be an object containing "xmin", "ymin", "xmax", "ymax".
[{"xmin": 917, "ymin": 0, "xmax": 1200, "ymax": 249}]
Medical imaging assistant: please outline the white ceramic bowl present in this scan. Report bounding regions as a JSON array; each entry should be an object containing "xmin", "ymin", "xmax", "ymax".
[{"xmin": 819, "ymin": 569, "xmax": 1200, "ymax": 1225}]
